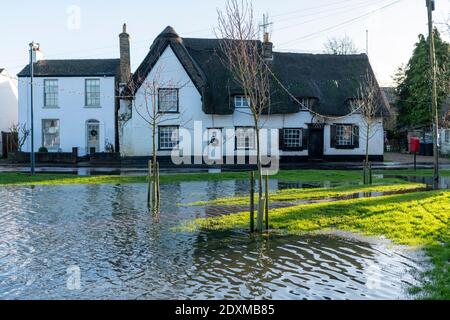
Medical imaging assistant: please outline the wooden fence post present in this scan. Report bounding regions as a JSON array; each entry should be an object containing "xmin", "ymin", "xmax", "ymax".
[
  {"xmin": 265, "ymin": 174, "xmax": 269, "ymax": 231},
  {"xmin": 147, "ymin": 160, "xmax": 152, "ymax": 206},
  {"xmin": 156, "ymin": 162, "xmax": 161, "ymax": 211},
  {"xmin": 250, "ymin": 171, "xmax": 255, "ymax": 233}
]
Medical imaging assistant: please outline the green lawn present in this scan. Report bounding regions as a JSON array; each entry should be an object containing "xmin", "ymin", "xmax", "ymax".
[
  {"xmin": 180, "ymin": 191, "xmax": 450, "ymax": 300},
  {"xmin": 0, "ymin": 170, "xmax": 363, "ymax": 186},
  {"xmin": 1, "ymin": 169, "xmax": 448, "ymax": 186}
]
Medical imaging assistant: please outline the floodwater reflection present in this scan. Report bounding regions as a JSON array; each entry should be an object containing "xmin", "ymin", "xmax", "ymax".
[{"xmin": 0, "ymin": 182, "xmax": 425, "ymax": 300}]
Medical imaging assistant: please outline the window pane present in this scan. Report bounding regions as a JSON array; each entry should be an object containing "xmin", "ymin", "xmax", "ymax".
[
  {"xmin": 86, "ymin": 79, "xmax": 101, "ymax": 106},
  {"xmin": 284, "ymin": 129, "xmax": 303, "ymax": 148},
  {"xmin": 44, "ymin": 80, "xmax": 58, "ymax": 107},
  {"xmin": 236, "ymin": 127, "xmax": 255, "ymax": 150},
  {"xmin": 158, "ymin": 89, "xmax": 178, "ymax": 112},
  {"xmin": 42, "ymin": 119, "xmax": 60, "ymax": 149},
  {"xmin": 159, "ymin": 126, "xmax": 179, "ymax": 150},
  {"xmin": 336, "ymin": 125, "xmax": 353, "ymax": 146},
  {"xmin": 235, "ymin": 96, "xmax": 250, "ymax": 108}
]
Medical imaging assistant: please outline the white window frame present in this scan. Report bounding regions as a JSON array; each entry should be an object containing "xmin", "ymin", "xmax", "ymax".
[
  {"xmin": 158, "ymin": 88, "xmax": 179, "ymax": 113},
  {"xmin": 44, "ymin": 79, "xmax": 59, "ymax": 107},
  {"xmin": 42, "ymin": 119, "xmax": 60, "ymax": 151},
  {"xmin": 85, "ymin": 79, "xmax": 101, "ymax": 107},
  {"xmin": 283, "ymin": 128, "xmax": 303, "ymax": 149},
  {"xmin": 158, "ymin": 126, "xmax": 179, "ymax": 150},
  {"xmin": 235, "ymin": 127, "xmax": 256, "ymax": 151},
  {"xmin": 234, "ymin": 95, "xmax": 250, "ymax": 109},
  {"xmin": 336, "ymin": 124, "xmax": 354, "ymax": 147},
  {"xmin": 299, "ymin": 98, "xmax": 315, "ymax": 111},
  {"xmin": 445, "ymin": 129, "xmax": 450, "ymax": 144}
]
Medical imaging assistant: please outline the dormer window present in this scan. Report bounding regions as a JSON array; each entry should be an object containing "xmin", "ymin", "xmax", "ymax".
[
  {"xmin": 234, "ymin": 95, "xmax": 250, "ymax": 109},
  {"xmin": 298, "ymin": 98, "xmax": 317, "ymax": 110},
  {"xmin": 348, "ymin": 99, "xmax": 366, "ymax": 111}
]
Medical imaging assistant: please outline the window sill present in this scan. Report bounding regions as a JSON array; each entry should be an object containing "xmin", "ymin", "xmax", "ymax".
[
  {"xmin": 43, "ymin": 106, "xmax": 60, "ymax": 109},
  {"xmin": 158, "ymin": 111, "xmax": 179, "ymax": 114},
  {"xmin": 281, "ymin": 148, "xmax": 305, "ymax": 152},
  {"xmin": 334, "ymin": 146, "xmax": 357, "ymax": 150},
  {"xmin": 84, "ymin": 106, "xmax": 102, "ymax": 109}
]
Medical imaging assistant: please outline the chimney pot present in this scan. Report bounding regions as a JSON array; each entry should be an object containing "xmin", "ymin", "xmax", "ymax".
[{"xmin": 262, "ymin": 33, "xmax": 273, "ymax": 61}]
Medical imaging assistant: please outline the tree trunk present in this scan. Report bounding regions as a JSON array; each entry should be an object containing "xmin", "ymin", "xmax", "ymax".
[
  {"xmin": 151, "ymin": 119, "xmax": 159, "ymax": 213},
  {"xmin": 365, "ymin": 124, "xmax": 370, "ymax": 185},
  {"xmin": 255, "ymin": 124, "xmax": 264, "ymax": 232}
]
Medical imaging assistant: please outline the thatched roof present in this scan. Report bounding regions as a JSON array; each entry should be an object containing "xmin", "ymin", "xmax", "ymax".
[{"xmin": 124, "ymin": 26, "xmax": 389, "ymax": 117}]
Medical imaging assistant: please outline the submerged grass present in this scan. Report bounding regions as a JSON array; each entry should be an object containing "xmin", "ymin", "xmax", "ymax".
[
  {"xmin": 180, "ymin": 191, "xmax": 450, "ymax": 299},
  {"xmin": 184, "ymin": 181, "xmax": 426, "ymax": 206}
]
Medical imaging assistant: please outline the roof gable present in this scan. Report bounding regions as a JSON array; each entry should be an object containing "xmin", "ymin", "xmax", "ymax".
[{"xmin": 122, "ymin": 27, "xmax": 207, "ymax": 102}]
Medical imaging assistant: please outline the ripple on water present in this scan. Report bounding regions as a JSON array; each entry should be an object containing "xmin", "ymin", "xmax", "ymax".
[{"xmin": 0, "ymin": 183, "xmax": 426, "ymax": 300}]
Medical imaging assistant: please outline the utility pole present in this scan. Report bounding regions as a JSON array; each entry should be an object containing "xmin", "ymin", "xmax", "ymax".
[
  {"xmin": 426, "ymin": 0, "xmax": 440, "ymax": 190},
  {"xmin": 29, "ymin": 42, "xmax": 40, "ymax": 176}
]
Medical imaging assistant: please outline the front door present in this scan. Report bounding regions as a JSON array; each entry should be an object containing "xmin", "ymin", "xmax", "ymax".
[
  {"xmin": 86, "ymin": 121, "xmax": 100, "ymax": 154},
  {"xmin": 207, "ymin": 128, "xmax": 223, "ymax": 162},
  {"xmin": 308, "ymin": 128, "xmax": 324, "ymax": 159}
]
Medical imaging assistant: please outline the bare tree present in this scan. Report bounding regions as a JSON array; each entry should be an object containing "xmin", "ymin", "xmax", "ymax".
[
  {"xmin": 324, "ymin": 35, "xmax": 359, "ymax": 55},
  {"xmin": 128, "ymin": 65, "xmax": 189, "ymax": 212},
  {"xmin": 352, "ymin": 73, "xmax": 382, "ymax": 184},
  {"xmin": 216, "ymin": 0, "xmax": 271, "ymax": 232},
  {"xmin": 10, "ymin": 123, "xmax": 30, "ymax": 152}
]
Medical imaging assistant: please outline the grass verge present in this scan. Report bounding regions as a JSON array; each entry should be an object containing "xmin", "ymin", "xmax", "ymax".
[
  {"xmin": 1, "ymin": 169, "xmax": 448, "ymax": 186},
  {"xmin": 0, "ymin": 170, "xmax": 363, "ymax": 186}
]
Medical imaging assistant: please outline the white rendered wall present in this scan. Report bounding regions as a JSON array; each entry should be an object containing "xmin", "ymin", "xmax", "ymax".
[
  {"xmin": 120, "ymin": 46, "xmax": 385, "ymax": 159},
  {"xmin": 441, "ymin": 129, "xmax": 450, "ymax": 155},
  {"xmin": 18, "ymin": 76, "xmax": 116, "ymax": 155}
]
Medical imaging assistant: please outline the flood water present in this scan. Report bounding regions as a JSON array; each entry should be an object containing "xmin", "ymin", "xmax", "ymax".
[{"xmin": 0, "ymin": 181, "xmax": 426, "ymax": 300}]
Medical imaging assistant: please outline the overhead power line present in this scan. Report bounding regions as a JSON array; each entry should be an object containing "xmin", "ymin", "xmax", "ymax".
[{"xmin": 278, "ymin": 0, "xmax": 403, "ymax": 47}]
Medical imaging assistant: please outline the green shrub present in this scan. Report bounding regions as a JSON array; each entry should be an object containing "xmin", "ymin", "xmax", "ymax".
[{"xmin": 38, "ymin": 147, "xmax": 48, "ymax": 153}]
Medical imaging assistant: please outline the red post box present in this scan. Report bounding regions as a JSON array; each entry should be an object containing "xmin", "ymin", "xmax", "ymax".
[{"xmin": 410, "ymin": 137, "xmax": 420, "ymax": 153}]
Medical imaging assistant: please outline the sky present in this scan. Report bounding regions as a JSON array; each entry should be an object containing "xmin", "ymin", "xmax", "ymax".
[{"xmin": 0, "ymin": 0, "xmax": 449, "ymax": 86}]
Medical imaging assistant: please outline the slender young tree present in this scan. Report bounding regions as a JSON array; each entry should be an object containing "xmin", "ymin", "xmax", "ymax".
[
  {"xmin": 128, "ymin": 65, "xmax": 189, "ymax": 213},
  {"xmin": 10, "ymin": 123, "xmax": 30, "ymax": 152},
  {"xmin": 352, "ymin": 73, "xmax": 383, "ymax": 183},
  {"xmin": 216, "ymin": 0, "xmax": 271, "ymax": 232}
]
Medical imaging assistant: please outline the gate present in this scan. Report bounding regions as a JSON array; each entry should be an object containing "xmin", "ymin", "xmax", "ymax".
[{"xmin": 1, "ymin": 131, "xmax": 18, "ymax": 158}]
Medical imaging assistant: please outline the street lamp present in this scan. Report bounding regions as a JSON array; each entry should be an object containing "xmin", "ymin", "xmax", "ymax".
[{"xmin": 29, "ymin": 41, "xmax": 40, "ymax": 175}]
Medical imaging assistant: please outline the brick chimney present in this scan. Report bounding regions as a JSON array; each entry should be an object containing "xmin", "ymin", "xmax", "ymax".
[
  {"xmin": 119, "ymin": 23, "xmax": 131, "ymax": 85},
  {"xmin": 262, "ymin": 32, "xmax": 273, "ymax": 61}
]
